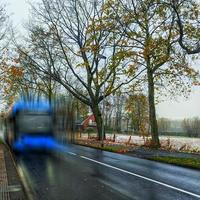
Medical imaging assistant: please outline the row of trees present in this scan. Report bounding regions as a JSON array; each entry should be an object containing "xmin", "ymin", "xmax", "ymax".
[
  {"xmin": 182, "ymin": 117, "xmax": 200, "ymax": 138},
  {"xmin": 158, "ymin": 117, "xmax": 200, "ymax": 138},
  {"xmin": 95, "ymin": 92, "xmax": 149, "ymax": 135},
  {"xmin": 1, "ymin": 0, "xmax": 200, "ymax": 148}
]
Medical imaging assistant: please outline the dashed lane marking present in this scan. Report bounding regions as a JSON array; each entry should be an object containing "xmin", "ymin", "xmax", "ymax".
[{"xmin": 68, "ymin": 152, "xmax": 77, "ymax": 156}]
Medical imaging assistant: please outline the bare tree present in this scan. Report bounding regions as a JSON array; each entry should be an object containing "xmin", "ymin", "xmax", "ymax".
[
  {"xmin": 18, "ymin": 0, "xmax": 143, "ymax": 140},
  {"xmin": 0, "ymin": 2, "xmax": 10, "ymax": 52},
  {"xmin": 157, "ymin": 118, "xmax": 171, "ymax": 133},
  {"xmin": 182, "ymin": 117, "xmax": 200, "ymax": 137},
  {"xmin": 0, "ymin": 2, "xmax": 11, "ymax": 82},
  {"xmin": 18, "ymin": 25, "xmax": 61, "ymax": 105}
]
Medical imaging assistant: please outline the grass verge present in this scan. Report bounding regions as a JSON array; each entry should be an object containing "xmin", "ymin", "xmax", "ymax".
[
  {"xmin": 75, "ymin": 139, "xmax": 200, "ymax": 169},
  {"xmin": 97, "ymin": 145, "xmax": 128, "ymax": 153},
  {"xmin": 74, "ymin": 141, "xmax": 129, "ymax": 153},
  {"xmin": 149, "ymin": 156, "xmax": 200, "ymax": 170}
]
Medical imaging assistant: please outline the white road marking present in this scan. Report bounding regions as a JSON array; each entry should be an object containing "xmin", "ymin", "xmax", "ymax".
[
  {"xmin": 68, "ymin": 152, "xmax": 77, "ymax": 156},
  {"xmin": 17, "ymin": 165, "xmax": 35, "ymax": 200},
  {"xmin": 80, "ymin": 156, "xmax": 200, "ymax": 199}
]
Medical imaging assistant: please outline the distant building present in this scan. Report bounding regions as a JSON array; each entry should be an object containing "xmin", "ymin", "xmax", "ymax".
[{"xmin": 76, "ymin": 114, "xmax": 97, "ymax": 131}]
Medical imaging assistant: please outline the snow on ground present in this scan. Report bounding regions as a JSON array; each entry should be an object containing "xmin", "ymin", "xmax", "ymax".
[{"xmin": 79, "ymin": 133, "xmax": 200, "ymax": 152}]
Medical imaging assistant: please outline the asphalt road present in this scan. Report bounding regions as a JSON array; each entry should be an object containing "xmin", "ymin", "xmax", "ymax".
[{"xmin": 15, "ymin": 144, "xmax": 200, "ymax": 200}]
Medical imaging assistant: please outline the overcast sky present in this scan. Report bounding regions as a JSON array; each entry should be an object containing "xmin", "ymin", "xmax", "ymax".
[
  {"xmin": 7, "ymin": 0, "xmax": 29, "ymax": 29},
  {"xmin": 5, "ymin": 0, "xmax": 200, "ymax": 120}
]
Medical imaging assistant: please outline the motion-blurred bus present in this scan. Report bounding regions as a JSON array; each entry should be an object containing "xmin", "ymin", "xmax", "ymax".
[{"xmin": 5, "ymin": 100, "xmax": 55, "ymax": 152}]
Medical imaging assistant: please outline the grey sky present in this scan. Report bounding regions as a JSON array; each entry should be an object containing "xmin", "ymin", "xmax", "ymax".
[
  {"xmin": 5, "ymin": 0, "xmax": 200, "ymax": 120},
  {"xmin": 157, "ymin": 87, "xmax": 200, "ymax": 119},
  {"xmin": 7, "ymin": 0, "xmax": 29, "ymax": 29}
]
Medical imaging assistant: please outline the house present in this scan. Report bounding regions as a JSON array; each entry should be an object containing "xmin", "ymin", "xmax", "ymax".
[{"xmin": 76, "ymin": 114, "xmax": 97, "ymax": 131}]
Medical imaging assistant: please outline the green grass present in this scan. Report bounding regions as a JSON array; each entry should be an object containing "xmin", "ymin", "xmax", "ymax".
[
  {"xmin": 74, "ymin": 142, "xmax": 128, "ymax": 153},
  {"xmin": 98, "ymin": 145, "xmax": 127, "ymax": 153},
  {"xmin": 149, "ymin": 156, "xmax": 200, "ymax": 169}
]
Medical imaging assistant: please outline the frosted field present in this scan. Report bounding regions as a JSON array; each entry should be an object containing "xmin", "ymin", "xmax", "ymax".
[
  {"xmin": 114, "ymin": 135, "xmax": 200, "ymax": 150},
  {"xmin": 160, "ymin": 136, "xmax": 200, "ymax": 150},
  {"xmin": 79, "ymin": 133, "xmax": 200, "ymax": 152}
]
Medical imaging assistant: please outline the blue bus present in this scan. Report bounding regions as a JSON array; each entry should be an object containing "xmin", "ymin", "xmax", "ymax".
[{"xmin": 5, "ymin": 99, "xmax": 55, "ymax": 151}]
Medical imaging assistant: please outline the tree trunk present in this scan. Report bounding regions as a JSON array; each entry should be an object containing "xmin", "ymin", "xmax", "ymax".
[
  {"xmin": 91, "ymin": 104, "xmax": 103, "ymax": 140},
  {"xmin": 108, "ymin": 110, "xmax": 112, "ymax": 128},
  {"xmin": 48, "ymin": 87, "xmax": 52, "ymax": 106},
  {"xmin": 147, "ymin": 69, "xmax": 160, "ymax": 148},
  {"xmin": 126, "ymin": 118, "xmax": 129, "ymax": 133}
]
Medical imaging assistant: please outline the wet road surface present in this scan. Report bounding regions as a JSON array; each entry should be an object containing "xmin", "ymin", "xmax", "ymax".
[{"xmin": 16, "ymin": 144, "xmax": 200, "ymax": 200}]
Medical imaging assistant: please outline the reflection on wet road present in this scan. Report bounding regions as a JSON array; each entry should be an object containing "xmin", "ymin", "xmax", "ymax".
[
  {"xmin": 16, "ymin": 144, "xmax": 200, "ymax": 200},
  {"xmin": 17, "ymin": 153, "xmax": 130, "ymax": 200}
]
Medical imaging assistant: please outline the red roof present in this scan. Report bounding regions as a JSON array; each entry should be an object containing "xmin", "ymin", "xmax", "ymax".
[{"xmin": 81, "ymin": 114, "xmax": 96, "ymax": 130}]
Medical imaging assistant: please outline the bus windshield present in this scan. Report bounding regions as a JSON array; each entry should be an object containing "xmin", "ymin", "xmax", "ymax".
[{"xmin": 16, "ymin": 112, "xmax": 52, "ymax": 134}]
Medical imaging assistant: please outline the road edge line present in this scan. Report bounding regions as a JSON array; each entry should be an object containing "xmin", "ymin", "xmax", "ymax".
[{"xmin": 80, "ymin": 155, "xmax": 200, "ymax": 199}]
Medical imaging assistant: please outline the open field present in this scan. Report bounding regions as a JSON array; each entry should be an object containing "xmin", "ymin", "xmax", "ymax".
[{"xmin": 77, "ymin": 133, "xmax": 200, "ymax": 153}]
